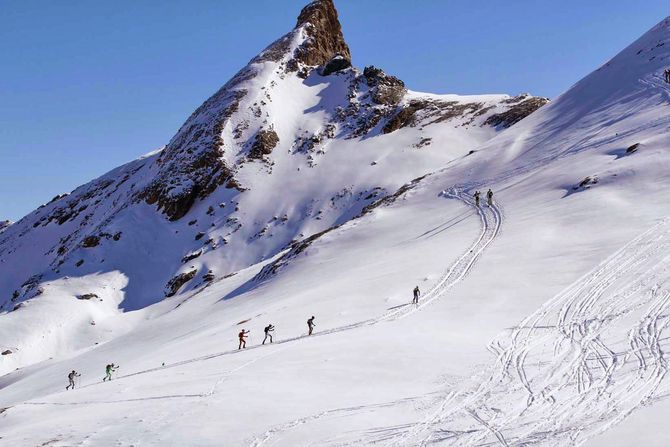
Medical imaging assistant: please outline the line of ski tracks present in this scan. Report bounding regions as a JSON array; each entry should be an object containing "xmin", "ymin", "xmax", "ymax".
[
  {"xmin": 247, "ymin": 190, "xmax": 502, "ymax": 446},
  {"xmin": 377, "ymin": 218, "xmax": 670, "ymax": 447},
  {"xmin": 251, "ymin": 218, "xmax": 670, "ymax": 447},
  {"xmin": 23, "ymin": 191, "xmax": 501, "ymax": 409}
]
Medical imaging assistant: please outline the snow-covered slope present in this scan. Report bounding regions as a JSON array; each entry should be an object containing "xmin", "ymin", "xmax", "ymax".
[
  {"xmin": 0, "ymin": 0, "xmax": 546, "ymax": 373},
  {"xmin": 8, "ymin": 3, "xmax": 670, "ymax": 447}
]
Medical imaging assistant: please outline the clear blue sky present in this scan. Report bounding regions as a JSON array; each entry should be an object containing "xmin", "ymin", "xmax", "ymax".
[{"xmin": 1, "ymin": 0, "xmax": 667, "ymax": 221}]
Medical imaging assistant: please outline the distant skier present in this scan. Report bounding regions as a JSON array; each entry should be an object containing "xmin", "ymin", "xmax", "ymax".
[
  {"xmin": 486, "ymin": 189, "xmax": 494, "ymax": 206},
  {"xmin": 307, "ymin": 316, "xmax": 316, "ymax": 335},
  {"xmin": 238, "ymin": 329, "xmax": 250, "ymax": 349},
  {"xmin": 262, "ymin": 324, "xmax": 275, "ymax": 344},
  {"xmin": 66, "ymin": 370, "xmax": 80, "ymax": 390},
  {"xmin": 413, "ymin": 286, "xmax": 421, "ymax": 305},
  {"xmin": 103, "ymin": 363, "xmax": 118, "ymax": 382},
  {"xmin": 665, "ymin": 68, "xmax": 670, "ymax": 83},
  {"xmin": 473, "ymin": 191, "xmax": 481, "ymax": 207}
]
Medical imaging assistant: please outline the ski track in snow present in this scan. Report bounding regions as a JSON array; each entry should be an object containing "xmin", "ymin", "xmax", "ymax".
[
  {"xmin": 17, "ymin": 190, "xmax": 502, "ymax": 428},
  {"xmin": 246, "ymin": 189, "xmax": 502, "ymax": 446},
  {"xmin": 379, "ymin": 218, "xmax": 670, "ymax": 447},
  {"xmin": 248, "ymin": 217, "xmax": 670, "ymax": 447}
]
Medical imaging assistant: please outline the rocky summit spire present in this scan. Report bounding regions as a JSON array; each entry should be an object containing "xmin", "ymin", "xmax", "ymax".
[{"xmin": 293, "ymin": 0, "xmax": 351, "ymax": 67}]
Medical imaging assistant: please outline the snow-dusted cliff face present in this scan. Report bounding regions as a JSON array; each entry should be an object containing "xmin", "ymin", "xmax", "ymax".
[{"xmin": 0, "ymin": 0, "xmax": 546, "ymax": 325}]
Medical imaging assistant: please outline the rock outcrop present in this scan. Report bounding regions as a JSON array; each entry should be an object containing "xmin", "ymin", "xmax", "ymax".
[
  {"xmin": 363, "ymin": 66, "xmax": 406, "ymax": 106},
  {"xmin": 165, "ymin": 269, "xmax": 198, "ymax": 297},
  {"xmin": 292, "ymin": 0, "xmax": 351, "ymax": 67},
  {"xmin": 484, "ymin": 95, "xmax": 549, "ymax": 128},
  {"xmin": 249, "ymin": 129, "xmax": 280, "ymax": 160},
  {"xmin": 322, "ymin": 54, "xmax": 351, "ymax": 75},
  {"xmin": 0, "ymin": 221, "xmax": 11, "ymax": 234}
]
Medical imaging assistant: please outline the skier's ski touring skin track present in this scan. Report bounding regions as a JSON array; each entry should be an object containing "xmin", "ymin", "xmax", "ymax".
[
  {"xmin": 376, "ymin": 189, "xmax": 502, "ymax": 322},
  {"xmin": 382, "ymin": 218, "xmax": 670, "ymax": 447},
  {"xmin": 14, "ymin": 189, "xmax": 502, "ymax": 412},
  {"xmin": 248, "ymin": 218, "xmax": 670, "ymax": 447}
]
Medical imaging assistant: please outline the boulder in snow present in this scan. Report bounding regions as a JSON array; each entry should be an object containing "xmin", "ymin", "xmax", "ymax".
[
  {"xmin": 321, "ymin": 54, "xmax": 351, "ymax": 75},
  {"xmin": 165, "ymin": 269, "xmax": 198, "ymax": 297}
]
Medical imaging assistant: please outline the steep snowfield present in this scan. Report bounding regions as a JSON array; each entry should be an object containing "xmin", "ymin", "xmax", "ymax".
[{"xmin": 3, "ymin": 2, "xmax": 670, "ymax": 446}]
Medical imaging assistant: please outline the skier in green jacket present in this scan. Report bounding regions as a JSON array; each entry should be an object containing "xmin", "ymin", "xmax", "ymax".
[{"xmin": 103, "ymin": 363, "xmax": 119, "ymax": 382}]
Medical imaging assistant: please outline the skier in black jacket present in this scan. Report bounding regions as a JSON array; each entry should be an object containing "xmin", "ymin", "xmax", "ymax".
[
  {"xmin": 66, "ymin": 370, "xmax": 80, "ymax": 390},
  {"xmin": 263, "ymin": 324, "xmax": 275, "ymax": 344}
]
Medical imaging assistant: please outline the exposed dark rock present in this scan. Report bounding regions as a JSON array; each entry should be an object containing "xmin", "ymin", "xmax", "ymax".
[
  {"xmin": 359, "ymin": 175, "xmax": 428, "ymax": 217},
  {"xmin": 383, "ymin": 99, "xmax": 490, "ymax": 134},
  {"xmin": 413, "ymin": 137, "xmax": 432, "ymax": 149},
  {"xmin": 17, "ymin": 275, "xmax": 43, "ymax": 302},
  {"xmin": 75, "ymin": 259, "xmax": 84, "ymax": 267},
  {"xmin": 291, "ymin": 0, "xmax": 351, "ymax": 68},
  {"xmin": 181, "ymin": 250, "xmax": 203, "ymax": 263},
  {"xmin": 626, "ymin": 143, "xmax": 640, "ymax": 153},
  {"xmin": 0, "ymin": 220, "xmax": 11, "ymax": 233},
  {"xmin": 165, "ymin": 269, "xmax": 198, "ymax": 297},
  {"xmin": 363, "ymin": 66, "xmax": 406, "ymax": 105},
  {"xmin": 77, "ymin": 293, "xmax": 99, "ymax": 300},
  {"xmin": 249, "ymin": 129, "xmax": 280, "ymax": 160},
  {"xmin": 195, "ymin": 232, "xmax": 206, "ymax": 241},
  {"xmin": 1, "ymin": 350, "xmax": 12, "ymax": 355},
  {"xmin": 322, "ymin": 54, "xmax": 351, "ymax": 75},
  {"xmin": 382, "ymin": 104, "xmax": 421, "ymax": 133},
  {"xmin": 81, "ymin": 235, "xmax": 100, "ymax": 248},
  {"xmin": 138, "ymin": 86, "xmax": 246, "ymax": 221},
  {"xmin": 484, "ymin": 97, "xmax": 549, "ymax": 128},
  {"xmin": 574, "ymin": 176, "xmax": 599, "ymax": 190},
  {"xmin": 203, "ymin": 270, "xmax": 216, "ymax": 282}
]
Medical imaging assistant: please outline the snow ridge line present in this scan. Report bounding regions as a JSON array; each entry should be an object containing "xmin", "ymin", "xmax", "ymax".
[{"xmin": 382, "ymin": 218, "xmax": 670, "ymax": 447}]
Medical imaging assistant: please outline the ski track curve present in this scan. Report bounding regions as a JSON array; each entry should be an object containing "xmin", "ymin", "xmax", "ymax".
[
  {"xmin": 15, "ymin": 188, "xmax": 500, "ymax": 414},
  {"xmin": 246, "ymin": 188, "xmax": 502, "ymax": 447},
  {"xmin": 376, "ymin": 218, "xmax": 670, "ymax": 447},
  {"xmin": 249, "ymin": 218, "xmax": 670, "ymax": 447}
]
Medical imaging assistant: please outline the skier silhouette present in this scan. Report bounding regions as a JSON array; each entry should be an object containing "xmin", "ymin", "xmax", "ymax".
[
  {"xmin": 262, "ymin": 324, "xmax": 275, "ymax": 344},
  {"xmin": 307, "ymin": 316, "xmax": 316, "ymax": 335},
  {"xmin": 413, "ymin": 286, "xmax": 421, "ymax": 305},
  {"xmin": 473, "ymin": 191, "xmax": 481, "ymax": 207},
  {"xmin": 66, "ymin": 370, "xmax": 80, "ymax": 390},
  {"xmin": 486, "ymin": 189, "xmax": 494, "ymax": 206}
]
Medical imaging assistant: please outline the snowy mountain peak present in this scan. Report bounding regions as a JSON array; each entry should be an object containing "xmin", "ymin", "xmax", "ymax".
[
  {"xmin": 0, "ymin": 0, "xmax": 548, "ymax": 375},
  {"xmin": 292, "ymin": 0, "xmax": 351, "ymax": 67}
]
